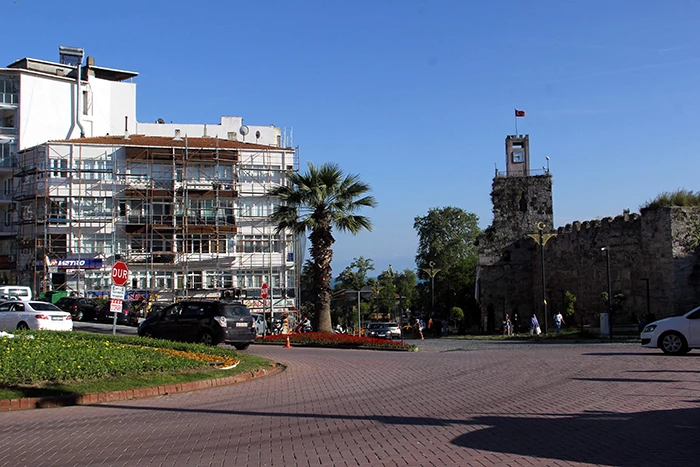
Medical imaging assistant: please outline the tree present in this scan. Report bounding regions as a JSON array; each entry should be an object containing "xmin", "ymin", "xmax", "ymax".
[
  {"xmin": 335, "ymin": 256, "xmax": 375, "ymax": 291},
  {"xmin": 414, "ymin": 207, "xmax": 481, "ymax": 320},
  {"xmin": 269, "ymin": 162, "xmax": 377, "ymax": 332}
]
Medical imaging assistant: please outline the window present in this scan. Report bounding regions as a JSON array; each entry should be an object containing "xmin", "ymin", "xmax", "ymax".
[
  {"xmin": 238, "ymin": 234, "xmax": 281, "ymax": 253},
  {"xmin": 50, "ymin": 159, "xmax": 69, "ymax": 178},
  {"xmin": 49, "ymin": 198, "xmax": 69, "ymax": 220},
  {"xmin": 82, "ymin": 90, "xmax": 92, "ymax": 116}
]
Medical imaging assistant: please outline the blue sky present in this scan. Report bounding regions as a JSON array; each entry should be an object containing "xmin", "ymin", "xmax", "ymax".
[{"xmin": 5, "ymin": 0, "xmax": 700, "ymax": 275}]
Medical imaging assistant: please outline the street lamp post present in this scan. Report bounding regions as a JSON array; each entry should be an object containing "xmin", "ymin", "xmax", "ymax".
[
  {"xmin": 602, "ymin": 247, "xmax": 613, "ymax": 339},
  {"xmin": 528, "ymin": 222, "xmax": 556, "ymax": 336},
  {"xmin": 421, "ymin": 261, "xmax": 440, "ymax": 317},
  {"xmin": 346, "ymin": 286, "xmax": 372, "ymax": 335}
]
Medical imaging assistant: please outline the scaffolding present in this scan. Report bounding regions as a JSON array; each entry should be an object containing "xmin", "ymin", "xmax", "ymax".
[{"xmin": 13, "ymin": 135, "xmax": 301, "ymax": 316}]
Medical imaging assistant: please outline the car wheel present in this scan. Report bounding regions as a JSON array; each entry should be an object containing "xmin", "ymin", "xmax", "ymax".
[
  {"xmin": 233, "ymin": 343, "xmax": 250, "ymax": 350},
  {"xmin": 16, "ymin": 322, "xmax": 29, "ymax": 330},
  {"xmin": 76, "ymin": 310, "xmax": 84, "ymax": 321},
  {"xmin": 199, "ymin": 331, "xmax": 215, "ymax": 346},
  {"xmin": 141, "ymin": 328, "xmax": 155, "ymax": 339},
  {"xmin": 659, "ymin": 331, "xmax": 689, "ymax": 355}
]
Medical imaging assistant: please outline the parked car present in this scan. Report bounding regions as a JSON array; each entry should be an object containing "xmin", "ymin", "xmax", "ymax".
[
  {"xmin": 384, "ymin": 322, "xmax": 401, "ymax": 339},
  {"xmin": 97, "ymin": 300, "xmax": 139, "ymax": 326},
  {"xmin": 55, "ymin": 297, "xmax": 102, "ymax": 321},
  {"xmin": 641, "ymin": 305, "xmax": 700, "ymax": 355},
  {"xmin": 0, "ymin": 300, "xmax": 73, "ymax": 331},
  {"xmin": 0, "ymin": 286, "xmax": 32, "ymax": 301},
  {"xmin": 366, "ymin": 322, "xmax": 392, "ymax": 339},
  {"xmin": 137, "ymin": 300, "xmax": 256, "ymax": 349}
]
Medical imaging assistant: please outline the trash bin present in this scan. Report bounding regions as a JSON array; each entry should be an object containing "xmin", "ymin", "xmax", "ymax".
[{"xmin": 599, "ymin": 313, "xmax": 610, "ymax": 337}]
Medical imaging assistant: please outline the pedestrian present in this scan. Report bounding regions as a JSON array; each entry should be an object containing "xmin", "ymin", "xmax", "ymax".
[
  {"xmin": 530, "ymin": 313, "xmax": 541, "ymax": 337},
  {"xmin": 414, "ymin": 318, "xmax": 424, "ymax": 340},
  {"xmin": 553, "ymin": 310, "xmax": 565, "ymax": 336},
  {"xmin": 427, "ymin": 317, "xmax": 433, "ymax": 336},
  {"xmin": 503, "ymin": 314, "xmax": 512, "ymax": 336}
]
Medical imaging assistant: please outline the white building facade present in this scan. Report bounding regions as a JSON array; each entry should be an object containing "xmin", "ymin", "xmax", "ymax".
[{"xmin": 3, "ymin": 47, "xmax": 302, "ymax": 316}]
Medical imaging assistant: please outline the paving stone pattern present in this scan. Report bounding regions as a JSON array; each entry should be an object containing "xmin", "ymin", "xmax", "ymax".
[{"xmin": 0, "ymin": 339, "xmax": 698, "ymax": 466}]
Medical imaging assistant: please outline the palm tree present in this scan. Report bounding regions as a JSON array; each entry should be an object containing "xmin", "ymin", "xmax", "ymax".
[{"xmin": 269, "ymin": 162, "xmax": 377, "ymax": 332}]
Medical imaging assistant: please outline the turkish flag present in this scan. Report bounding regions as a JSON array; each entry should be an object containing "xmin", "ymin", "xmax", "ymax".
[{"xmin": 515, "ymin": 109, "xmax": 526, "ymax": 117}]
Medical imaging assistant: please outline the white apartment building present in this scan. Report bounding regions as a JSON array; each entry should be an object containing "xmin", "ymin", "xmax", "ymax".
[{"xmin": 3, "ymin": 46, "xmax": 301, "ymax": 315}]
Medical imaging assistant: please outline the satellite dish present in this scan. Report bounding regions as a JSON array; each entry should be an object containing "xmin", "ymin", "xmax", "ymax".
[
  {"xmin": 239, "ymin": 125, "xmax": 249, "ymax": 136},
  {"xmin": 156, "ymin": 118, "xmax": 165, "ymax": 124}
]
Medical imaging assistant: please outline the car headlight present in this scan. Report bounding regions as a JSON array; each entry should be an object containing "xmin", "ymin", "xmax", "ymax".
[{"xmin": 642, "ymin": 324, "xmax": 657, "ymax": 333}]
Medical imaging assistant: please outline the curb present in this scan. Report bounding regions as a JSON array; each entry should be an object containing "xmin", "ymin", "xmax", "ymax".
[{"xmin": 0, "ymin": 363, "xmax": 285, "ymax": 413}]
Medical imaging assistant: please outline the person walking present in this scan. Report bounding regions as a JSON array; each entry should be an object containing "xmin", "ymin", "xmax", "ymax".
[
  {"xmin": 503, "ymin": 314, "xmax": 512, "ymax": 336},
  {"xmin": 554, "ymin": 311, "xmax": 565, "ymax": 336},
  {"xmin": 414, "ymin": 318, "xmax": 424, "ymax": 340},
  {"xmin": 530, "ymin": 313, "xmax": 541, "ymax": 337}
]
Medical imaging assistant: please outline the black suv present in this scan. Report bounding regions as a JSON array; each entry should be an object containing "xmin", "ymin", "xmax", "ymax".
[
  {"xmin": 137, "ymin": 300, "xmax": 256, "ymax": 349},
  {"xmin": 55, "ymin": 297, "xmax": 102, "ymax": 321}
]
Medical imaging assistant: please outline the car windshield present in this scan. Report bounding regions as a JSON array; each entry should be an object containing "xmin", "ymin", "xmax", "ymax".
[
  {"xmin": 30, "ymin": 302, "xmax": 62, "ymax": 311},
  {"xmin": 221, "ymin": 304, "xmax": 251, "ymax": 318}
]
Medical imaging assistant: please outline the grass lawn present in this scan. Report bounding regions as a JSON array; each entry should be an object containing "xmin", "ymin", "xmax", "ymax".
[{"xmin": 0, "ymin": 330, "xmax": 272, "ymax": 401}]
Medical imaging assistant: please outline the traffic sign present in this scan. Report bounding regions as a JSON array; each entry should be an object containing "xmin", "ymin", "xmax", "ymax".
[
  {"xmin": 110, "ymin": 285, "xmax": 125, "ymax": 300},
  {"xmin": 110, "ymin": 299, "xmax": 123, "ymax": 313},
  {"xmin": 111, "ymin": 261, "xmax": 129, "ymax": 286},
  {"xmin": 261, "ymin": 283, "xmax": 268, "ymax": 299}
]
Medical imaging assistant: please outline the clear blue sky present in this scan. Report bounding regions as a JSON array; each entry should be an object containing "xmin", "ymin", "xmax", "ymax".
[{"xmin": 6, "ymin": 0, "xmax": 700, "ymax": 276}]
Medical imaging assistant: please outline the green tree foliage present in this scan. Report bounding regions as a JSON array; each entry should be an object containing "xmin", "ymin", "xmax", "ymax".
[
  {"xmin": 298, "ymin": 260, "xmax": 315, "ymax": 317},
  {"xmin": 450, "ymin": 306, "xmax": 464, "ymax": 322},
  {"xmin": 269, "ymin": 162, "xmax": 377, "ymax": 332},
  {"xmin": 335, "ymin": 256, "xmax": 375, "ymax": 291},
  {"xmin": 563, "ymin": 291, "xmax": 577, "ymax": 321},
  {"xmin": 414, "ymin": 206, "xmax": 481, "ymax": 322}
]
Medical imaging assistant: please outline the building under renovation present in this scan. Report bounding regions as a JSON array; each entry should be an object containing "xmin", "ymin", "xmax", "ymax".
[{"xmin": 1, "ymin": 46, "xmax": 302, "ymax": 316}]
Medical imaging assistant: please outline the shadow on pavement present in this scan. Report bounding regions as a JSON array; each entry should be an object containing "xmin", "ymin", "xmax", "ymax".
[
  {"xmin": 90, "ymin": 403, "xmax": 700, "ymax": 466},
  {"xmin": 452, "ymin": 406, "xmax": 700, "ymax": 466}
]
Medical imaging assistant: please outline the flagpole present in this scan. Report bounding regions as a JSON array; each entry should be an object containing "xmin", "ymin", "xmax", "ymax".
[{"xmin": 514, "ymin": 109, "xmax": 518, "ymax": 135}]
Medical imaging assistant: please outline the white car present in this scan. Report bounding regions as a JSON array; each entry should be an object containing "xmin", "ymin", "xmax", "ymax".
[
  {"xmin": 0, "ymin": 300, "xmax": 73, "ymax": 332},
  {"xmin": 641, "ymin": 305, "xmax": 700, "ymax": 355}
]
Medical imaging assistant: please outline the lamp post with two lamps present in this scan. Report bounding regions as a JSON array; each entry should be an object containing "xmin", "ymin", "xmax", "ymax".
[
  {"xmin": 527, "ymin": 222, "xmax": 556, "ymax": 335},
  {"xmin": 421, "ymin": 261, "xmax": 441, "ymax": 317},
  {"xmin": 602, "ymin": 246, "xmax": 613, "ymax": 339}
]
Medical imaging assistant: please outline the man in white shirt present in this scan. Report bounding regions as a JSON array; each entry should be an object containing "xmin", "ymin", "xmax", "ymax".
[{"xmin": 554, "ymin": 311, "xmax": 565, "ymax": 336}]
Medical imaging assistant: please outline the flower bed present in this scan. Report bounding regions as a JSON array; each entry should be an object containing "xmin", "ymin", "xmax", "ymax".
[{"xmin": 258, "ymin": 332, "xmax": 415, "ymax": 351}]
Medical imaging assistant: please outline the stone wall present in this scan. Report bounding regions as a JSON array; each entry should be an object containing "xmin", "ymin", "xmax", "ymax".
[{"xmin": 478, "ymin": 172, "xmax": 700, "ymax": 330}]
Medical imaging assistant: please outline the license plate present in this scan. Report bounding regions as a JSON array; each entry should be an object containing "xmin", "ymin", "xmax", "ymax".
[
  {"xmin": 51, "ymin": 316, "xmax": 64, "ymax": 321},
  {"xmin": 235, "ymin": 322, "xmax": 248, "ymax": 327}
]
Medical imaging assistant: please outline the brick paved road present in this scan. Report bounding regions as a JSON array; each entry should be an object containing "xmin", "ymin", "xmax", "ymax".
[{"xmin": 1, "ymin": 339, "xmax": 698, "ymax": 466}]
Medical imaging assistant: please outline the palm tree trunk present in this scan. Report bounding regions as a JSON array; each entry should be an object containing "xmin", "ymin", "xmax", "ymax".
[{"xmin": 310, "ymin": 223, "xmax": 334, "ymax": 332}]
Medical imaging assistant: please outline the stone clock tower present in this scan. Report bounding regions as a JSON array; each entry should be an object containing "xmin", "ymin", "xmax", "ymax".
[
  {"xmin": 477, "ymin": 134, "xmax": 553, "ymax": 332},
  {"xmin": 505, "ymin": 134, "xmax": 530, "ymax": 176}
]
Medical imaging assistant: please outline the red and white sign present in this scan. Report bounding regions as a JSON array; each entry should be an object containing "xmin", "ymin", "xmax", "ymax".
[
  {"xmin": 111, "ymin": 261, "xmax": 129, "ymax": 286},
  {"xmin": 110, "ymin": 299, "xmax": 123, "ymax": 313},
  {"xmin": 261, "ymin": 283, "xmax": 268, "ymax": 299}
]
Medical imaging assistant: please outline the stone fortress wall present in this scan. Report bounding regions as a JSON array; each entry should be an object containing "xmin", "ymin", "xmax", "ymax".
[{"xmin": 478, "ymin": 173, "xmax": 700, "ymax": 331}]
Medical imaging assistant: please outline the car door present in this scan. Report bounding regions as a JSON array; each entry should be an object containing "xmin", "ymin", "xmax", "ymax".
[
  {"xmin": 177, "ymin": 302, "xmax": 207, "ymax": 342},
  {"xmin": 152, "ymin": 303, "xmax": 182, "ymax": 339},
  {"xmin": 0, "ymin": 301, "xmax": 14, "ymax": 330},
  {"xmin": 686, "ymin": 308, "xmax": 700, "ymax": 347}
]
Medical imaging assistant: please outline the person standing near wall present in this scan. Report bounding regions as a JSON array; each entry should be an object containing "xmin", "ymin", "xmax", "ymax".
[
  {"xmin": 554, "ymin": 310, "xmax": 565, "ymax": 336},
  {"xmin": 530, "ymin": 313, "xmax": 541, "ymax": 337}
]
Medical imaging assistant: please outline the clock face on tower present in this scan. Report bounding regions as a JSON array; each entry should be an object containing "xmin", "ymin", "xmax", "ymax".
[{"xmin": 512, "ymin": 150, "xmax": 525, "ymax": 163}]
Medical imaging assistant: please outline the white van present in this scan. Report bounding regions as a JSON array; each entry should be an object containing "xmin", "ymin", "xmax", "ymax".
[{"xmin": 0, "ymin": 286, "xmax": 33, "ymax": 301}]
